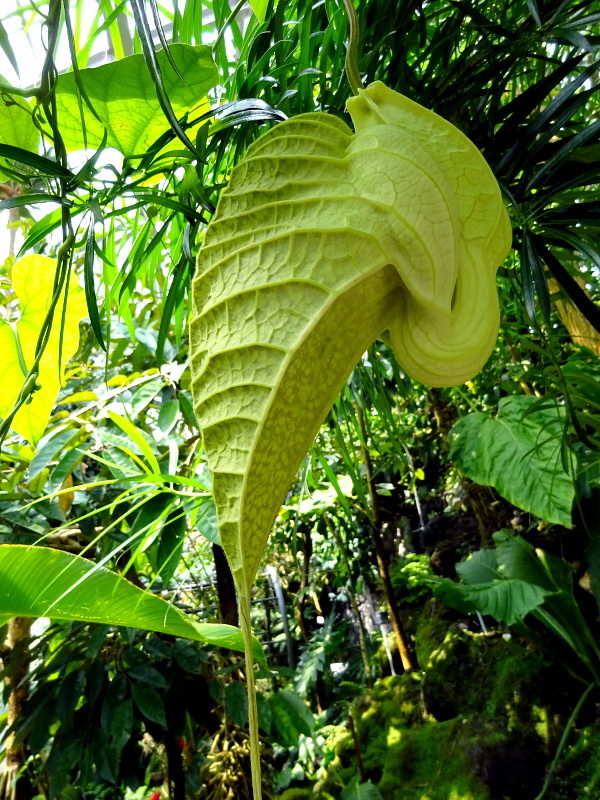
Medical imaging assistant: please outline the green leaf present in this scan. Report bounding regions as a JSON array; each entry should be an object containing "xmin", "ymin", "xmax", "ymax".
[
  {"xmin": 107, "ymin": 411, "xmax": 161, "ymax": 474},
  {"xmin": 433, "ymin": 577, "xmax": 550, "ymax": 626},
  {"xmin": 29, "ymin": 427, "xmax": 78, "ymax": 480},
  {"xmin": 0, "ymin": 255, "xmax": 87, "ymax": 445},
  {"xmin": 248, "ymin": 0, "xmax": 268, "ymax": 22},
  {"xmin": 0, "ymin": 144, "xmax": 73, "ymax": 177},
  {"xmin": 84, "ymin": 225, "xmax": 106, "ymax": 351},
  {"xmin": 111, "ymin": 696, "xmax": 134, "ymax": 749},
  {"xmin": 0, "ymin": 544, "xmax": 263, "ymax": 660},
  {"xmin": 256, "ymin": 692, "xmax": 272, "ymax": 734},
  {"xmin": 0, "ymin": 99, "xmax": 40, "ymax": 178},
  {"xmin": 189, "ymin": 80, "xmax": 511, "ymax": 603},
  {"xmin": 455, "ymin": 548, "xmax": 499, "ymax": 584},
  {"xmin": 172, "ymin": 640, "xmax": 206, "ymax": 673},
  {"xmin": 0, "ymin": 20, "xmax": 20, "ymax": 76},
  {"xmin": 56, "ymin": 670, "xmax": 85, "ymax": 722},
  {"xmin": 155, "ymin": 510, "xmax": 187, "ymax": 584},
  {"xmin": 132, "ymin": 682, "xmax": 166, "ymax": 727},
  {"xmin": 157, "ymin": 399, "xmax": 180, "ymax": 434},
  {"xmin": 269, "ymin": 690, "xmax": 314, "ymax": 747},
  {"xmin": 449, "ymin": 395, "xmax": 575, "ymax": 526},
  {"xmin": 0, "ymin": 193, "xmax": 66, "ymax": 211},
  {"xmin": 55, "ymin": 44, "xmax": 218, "ymax": 155},
  {"xmin": 341, "ymin": 779, "xmax": 384, "ymax": 800},
  {"xmin": 193, "ymin": 498, "xmax": 220, "ymax": 545},
  {"xmin": 225, "ymin": 681, "xmax": 249, "ymax": 728},
  {"xmin": 101, "ymin": 676, "xmax": 127, "ymax": 736},
  {"xmin": 125, "ymin": 664, "xmax": 167, "ymax": 689}
]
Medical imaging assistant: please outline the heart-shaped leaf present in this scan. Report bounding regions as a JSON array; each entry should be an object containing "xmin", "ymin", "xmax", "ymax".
[
  {"xmin": 190, "ymin": 81, "xmax": 511, "ymax": 600},
  {"xmin": 189, "ymin": 82, "xmax": 511, "ymax": 799}
]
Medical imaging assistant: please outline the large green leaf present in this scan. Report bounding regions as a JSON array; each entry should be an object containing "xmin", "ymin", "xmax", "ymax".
[
  {"xmin": 430, "ymin": 532, "xmax": 600, "ymax": 680},
  {"xmin": 55, "ymin": 44, "xmax": 218, "ymax": 155},
  {"xmin": 190, "ymin": 81, "xmax": 511, "ymax": 601},
  {"xmin": 449, "ymin": 395, "xmax": 575, "ymax": 526},
  {"xmin": 189, "ymin": 81, "xmax": 510, "ymax": 800},
  {"xmin": 0, "ymin": 544, "xmax": 259, "ymax": 658},
  {"xmin": 0, "ymin": 98, "xmax": 40, "ymax": 177},
  {"xmin": 434, "ymin": 577, "xmax": 550, "ymax": 626},
  {"xmin": 0, "ymin": 255, "xmax": 87, "ymax": 444}
]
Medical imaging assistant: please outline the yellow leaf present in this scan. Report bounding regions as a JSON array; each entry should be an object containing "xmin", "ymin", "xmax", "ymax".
[
  {"xmin": 0, "ymin": 255, "xmax": 87, "ymax": 444},
  {"xmin": 58, "ymin": 474, "xmax": 74, "ymax": 514},
  {"xmin": 57, "ymin": 391, "xmax": 98, "ymax": 405}
]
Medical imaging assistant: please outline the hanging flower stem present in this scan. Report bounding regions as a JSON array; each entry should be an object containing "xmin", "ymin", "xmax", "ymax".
[{"xmin": 342, "ymin": 0, "xmax": 363, "ymax": 96}]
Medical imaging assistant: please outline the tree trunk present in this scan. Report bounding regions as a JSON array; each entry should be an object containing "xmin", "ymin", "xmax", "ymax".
[
  {"xmin": 295, "ymin": 526, "xmax": 312, "ymax": 643},
  {"xmin": 213, "ymin": 544, "xmax": 238, "ymax": 627},
  {"xmin": 1, "ymin": 617, "xmax": 33, "ymax": 800},
  {"xmin": 428, "ymin": 388, "xmax": 501, "ymax": 546},
  {"xmin": 353, "ymin": 401, "xmax": 418, "ymax": 672}
]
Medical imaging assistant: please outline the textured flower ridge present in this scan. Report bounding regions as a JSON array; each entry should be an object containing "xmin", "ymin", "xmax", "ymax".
[
  {"xmin": 189, "ymin": 81, "xmax": 511, "ymax": 588},
  {"xmin": 347, "ymin": 82, "xmax": 512, "ymax": 386}
]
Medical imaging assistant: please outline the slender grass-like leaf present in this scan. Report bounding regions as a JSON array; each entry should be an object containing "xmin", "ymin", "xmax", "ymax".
[
  {"xmin": 535, "ymin": 239, "xmax": 600, "ymax": 335},
  {"xmin": 0, "ymin": 145, "xmax": 73, "ymax": 177},
  {"xmin": 0, "ymin": 194, "xmax": 67, "ymax": 211},
  {"xmin": 129, "ymin": 0, "xmax": 202, "ymax": 159},
  {"xmin": 84, "ymin": 224, "xmax": 106, "ymax": 351},
  {"xmin": 107, "ymin": 411, "xmax": 161, "ymax": 475}
]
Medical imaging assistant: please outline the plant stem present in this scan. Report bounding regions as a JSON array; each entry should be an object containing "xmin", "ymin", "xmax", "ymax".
[
  {"xmin": 238, "ymin": 590, "xmax": 262, "ymax": 800},
  {"xmin": 342, "ymin": 0, "xmax": 363, "ymax": 95}
]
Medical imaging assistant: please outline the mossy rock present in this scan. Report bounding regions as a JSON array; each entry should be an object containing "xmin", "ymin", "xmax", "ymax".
[
  {"xmin": 320, "ymin": 671, "xmax": 548, "ymax": 800},
  {"xmin": 352, "ymin": 674, "xmax": 423, "ymax": 736},
  {"xmin": 374, "ymin": 717, "xmax": 490, "ymax": 800},
  {"xmin": 547, "ymin": 725, "xmax": 600, "ymax": 799},
  {"xmin": 413, "ymin": 597, "xmax": 455, "ymax": 667},
  {"xmin": 422, "ymin": 627, "xmax": 548, "ymax": 725}
]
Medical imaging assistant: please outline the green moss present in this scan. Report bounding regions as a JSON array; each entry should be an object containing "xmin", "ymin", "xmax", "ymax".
[
  {"xmin": 319, "ymin": 661, "xmax": 551, "ymax": 799},
  {"xmin": 422, "ymin": 628, "xmax": 547, "ymax": 725},
  {"xmin": 413, "ymin": 598, "xmax": 452, "ymax": 667},
  {"xmin": 548, "ymin": 726, "xmax": 600, "ymax": 799},
  {"xmin": 374, "ymin": 717, "xmax": 490, "ymax": 800}
]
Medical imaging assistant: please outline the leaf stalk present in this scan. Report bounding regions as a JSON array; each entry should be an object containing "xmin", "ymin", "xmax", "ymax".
[{"xmin": 342, "ymin": 0, "xmax": 363, "ymax": 96}]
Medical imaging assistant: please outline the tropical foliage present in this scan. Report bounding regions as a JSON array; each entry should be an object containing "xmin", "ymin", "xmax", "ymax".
[{"xmin": 0, "ymin": 0, "xmax": 598, "ymax": 799}]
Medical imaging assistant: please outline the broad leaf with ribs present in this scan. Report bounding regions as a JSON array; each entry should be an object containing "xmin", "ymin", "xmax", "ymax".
[{"xmin": 190, "ymin": 80, "xmax": 511, "ymax": 798}]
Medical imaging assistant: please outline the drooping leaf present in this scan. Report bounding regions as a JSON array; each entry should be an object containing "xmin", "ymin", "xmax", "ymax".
[
  {"xmin": 189, "ymin": 80, "xmax": 510, "ymax": 800},
  {"xmin": 0, "ymin": 255, "xmax": 87, "ymax": 444},
  {"xmin": 269, "ymin": 690, "xmax": 315, "ymax": 747},
  {"xmin": 55, "ymin": 44, "xmax": 218, "ymax": 155},
  {"xmin": 433, "ymin": 577, "xmax": 550, "ymax": 626},
  {"xmin": 449, "ymin": 395, "xmax": 575, "ymax": 526},
  {"xmin": 190, "ymin": 80, "xmax": 511, "ymax": 598},
  {"xmin": 0, "ymin": 544, "xmax": 261, "ymax": 658}
]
